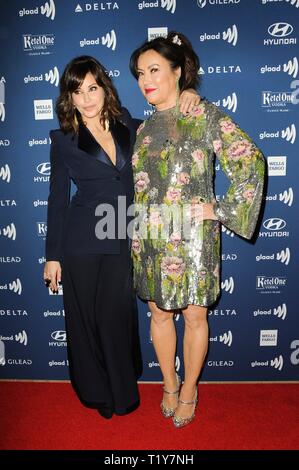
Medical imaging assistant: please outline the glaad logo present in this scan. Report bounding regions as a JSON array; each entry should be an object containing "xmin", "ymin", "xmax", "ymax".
[
  {"xmin": 256, "ymin": 248, "xmax": 290, "ymax": 265},
  {"xmin": 286, "ymin": 0, "xmax": 299, "ymax": 7},
  {"xmin": 24, "ymin": 67, "xmax": 59, "ymax": 87},
  {"xmin": 161, "ymin": 0, "xmax": 176, "ymax": 13},
  {"xmin": 262, "ymin": 0, "xmax": 299, "ymax": 7},
  {"xmin": 19, "ymin": 0, "xmax": 55, "ymax": 20},
  {"xmin": 223, "ymin": 93, "xmax": 237, "ymax": 112},
  {"xmin": 251, "ymin": 355, "xmax": 283, "ymax": 370},
  {"xmin": 219, "ymin": 331, "xmax": 233, "ymax": 347},
  {"xmin": 223, "ymin": 25, "xmax": 238, "ymax": 46},
  {"xmin": 200, "ymin": 25, "xmax": 238, "ymax": 46},
  {"xmin": 266, "ymin": 187, "xmax": 294, "ymax": 205},
  {"xmin": 0, "ymin": 164, "xmax": 11, "ymax": 183},
  {"xmin": 45, "ymin": 66, "xmax": 59, "ymax": 86},
  {"xmin": 214, "ymin": 93, "xmax": 237, "ymax": 113},
  {"xmin": 274, "ymin": 303, "xmax": 287, "ymax": 320},
  {"xmin": 277, "ymin": 248, "xmax": 290, "ymax": 265},
  {"xmin": 138, "ymin": 0, "xmax": 176, "ymax": 13},
  {"xmin": 271, "ymin": 355, "xmax": 283, "ymax": 370},
  {"xmin": 222, "ymin": 226, "xmax": 234, "ymax": 237},
  {"xmin": 280, "ymin": 187, "xmax": 293, "ymax": 206},
  {"xmin": 260, "ymin": 124, "xmax": 296, "ymax": 144},
  {"xmin": 261, "ymin": 57, "xmax": 298, "ymax": 78},
  {"xmin": 221, "ymin": 277, "xmax": 234, "ymax": 294},
  {"xmin": 0, "ymin": 340, "xmax": 5, "ymax": 365},
  {"xmin": 0, "ymin": 223, "xmax": 16, "ymax": 241},
  {"xmin": 281, "ymin": 124, "xmax": 296, "ymax": 144},
  {"xmin": 0, "ymin": 103, "xmax": 5, "ymax": 122},
  {"xmin": 264, "ymin": 22, "xmax": 296, "ymax": 45},
  {"xmin": 40, "ymin": 0, "xmax": 56, "ymax": 19},
  {"xmin": 15, "ymin": 330, "xmax": 28, "ymax": 346},
  {"xmin": 80, "ymin": 30, "xmax": 117, "ymax": 51},
  {"xmin": 4, "ymin": 278, "xmax": 22, "ymax": 295},
  {"xmin": 101, "ymin": 30, "xmax": 117, "ymax": 50},
  {"xmin": 253, "ymin": 303, "xmax": 287, "ymax": 320}
]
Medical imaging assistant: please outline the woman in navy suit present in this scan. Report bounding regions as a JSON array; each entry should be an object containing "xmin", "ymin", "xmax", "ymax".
[{"xmin": 43, "ymin": 56, "xmax": 199, "ymax": 419}]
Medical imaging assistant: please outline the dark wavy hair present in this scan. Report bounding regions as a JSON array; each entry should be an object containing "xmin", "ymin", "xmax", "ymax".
[
  {"xmin": 130, "ymin": 31, "xmax": 200, "ymax": 92},
  {"xmin": 56, "ymin": 55, "xmax": 122, "ymax": 133}
]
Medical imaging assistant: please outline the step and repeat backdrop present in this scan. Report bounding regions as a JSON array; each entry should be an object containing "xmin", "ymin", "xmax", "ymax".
[{"xmin": 0, "ymin": 0, "xmax": 299, "ymax": 382}]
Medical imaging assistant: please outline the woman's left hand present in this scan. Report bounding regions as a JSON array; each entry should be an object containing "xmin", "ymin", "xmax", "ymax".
[{"xmin": 179, "ymin": 89, "xmax": 201, "ymax": 115}]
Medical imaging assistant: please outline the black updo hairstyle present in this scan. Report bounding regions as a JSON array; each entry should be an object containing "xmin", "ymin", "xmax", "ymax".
[{"xmin": 130, "ymin": 31, "xmax": 200, "ymax": 92}]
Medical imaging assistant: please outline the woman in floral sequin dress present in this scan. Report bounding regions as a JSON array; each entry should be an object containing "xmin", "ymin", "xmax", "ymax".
[{"xmin": 130, "ymin": 32, "xmax": 265, "ymax": 427}]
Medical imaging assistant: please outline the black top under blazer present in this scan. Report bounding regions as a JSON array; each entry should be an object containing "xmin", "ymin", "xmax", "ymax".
[{"xmin": 46, "ymin": 108, "xmax": 142, "ymax": 261}]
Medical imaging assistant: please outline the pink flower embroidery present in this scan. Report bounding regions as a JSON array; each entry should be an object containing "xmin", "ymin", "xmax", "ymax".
[
  {"xmin": 219, "ymin": 119, "xmax": 236, "ymax": 134},
  {"xmin": 134, "ymin": 171, "xmax": 150, "ymax": 193},
  {"xmin": 243, "ymin": 186, "xmax": 255, "ymax": 202},
  {"xmin": 142, "ymin": 135, "xmax": 152, "ymax": 146},
  {"xmin": 227, "ymin": 140, "xmax": 252, "ymax": 160},
  {"xmin": 170, "ymin": 232, "xmax": 181, "ymax": 248},
  {"xmin": 213, "ymin": 140, "xmax": 222, "ymax": 154},
  {"xmin": 161, "ymin": 256, "xmax": 186, "ymax": 277},
  {"xmin": 177, "ymin": 172, "xmax": 190, "ymax": 185},
  {"xmin": 136, "ymin": 122, "xmax": 145, "ymax": 135},
  {"xmin": 190, "ymin": 104, "xmax": 205, "ymax": 117},
  {"xmin": 165, "ymin": 186, "xmax": 181, "ymax": 203},
  {"xmin": 132, "ymin": 152, "xmax": 139, "ymax": 167}
]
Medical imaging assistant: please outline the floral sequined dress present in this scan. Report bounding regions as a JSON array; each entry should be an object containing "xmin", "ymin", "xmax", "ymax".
[{"xmin": 132, "ymin": 100, "xmax": 265, "ymax": 310}]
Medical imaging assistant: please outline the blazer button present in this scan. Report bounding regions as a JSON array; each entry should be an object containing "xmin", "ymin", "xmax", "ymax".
[{"xmin": 115, "ymin": 176, "xmax": 120, "ymax": 181}]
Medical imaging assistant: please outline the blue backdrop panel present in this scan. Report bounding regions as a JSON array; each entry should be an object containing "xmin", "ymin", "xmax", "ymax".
[{"xmin": 0, "ymin": 0, "xmax": 299, "ymax": 381}]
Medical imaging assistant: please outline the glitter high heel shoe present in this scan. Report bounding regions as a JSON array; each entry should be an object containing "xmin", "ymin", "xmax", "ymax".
[
  {"xmin": 160, "ymin": 373, "xmax": 181, "ymax": 418},
  {"xmin": 172, "ymin": 389, "xmax": 198, "ymax": 428}
]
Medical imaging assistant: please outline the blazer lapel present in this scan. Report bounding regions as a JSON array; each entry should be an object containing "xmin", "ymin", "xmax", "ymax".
[
  {"xmin": 77, "ymin": 119, "xmax": 131, "ymax": 171},
  {"xmin": 110, "ymin": 119, "xmax": 131, "ymax": 171}
]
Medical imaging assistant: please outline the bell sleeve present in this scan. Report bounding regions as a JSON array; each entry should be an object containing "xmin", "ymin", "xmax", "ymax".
[{"xmin": 209, "ymin": 104, "xmax": 265, "ymax": 239}]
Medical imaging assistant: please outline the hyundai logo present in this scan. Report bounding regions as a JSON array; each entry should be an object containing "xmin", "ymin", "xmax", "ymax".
[
  {"xmin": 37, "ymin": 162, "xmax": 51, "ymax": 175},
  {"xmin": 268, "ymin": 23, "xmax": 293, "ymax": 38},
  {"xmin": 51, "ymin": 330, "xmax": 66, "ymax": 341},
  {"xmin": 263, "ymin": 218, "xmax": 286, "ymax": 231}
]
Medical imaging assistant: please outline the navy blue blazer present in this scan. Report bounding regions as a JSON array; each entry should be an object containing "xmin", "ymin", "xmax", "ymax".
[{"xmin": 46, "ymin": 108, "xmax": 142, "ymax": 261}]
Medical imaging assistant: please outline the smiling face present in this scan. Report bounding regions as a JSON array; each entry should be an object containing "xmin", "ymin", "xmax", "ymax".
[
  {"xmin": 71, "ymin": 72, "xmax": 105, "ymax": 124},
  {"xmin": 137, "ymin": 49, "xmax": 181, "ymax": 111}
]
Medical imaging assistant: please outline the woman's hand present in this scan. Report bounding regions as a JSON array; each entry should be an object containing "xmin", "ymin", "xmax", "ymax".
[
  {"xmin": 179, "ymin": 89, "xmax": 201, "ymax": 115},
  {"xmin": 44, "ymin": 261, "xmax": 62, "ymax": 292},
  {"xmin": 201, "ymin": 203, "xmax": 218, "ymax": 221}
]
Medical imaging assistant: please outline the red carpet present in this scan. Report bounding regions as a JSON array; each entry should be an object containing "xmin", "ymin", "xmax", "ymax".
[{"xmin": 0, "ymin": 382, "xmax": 298, "ymax": 450}]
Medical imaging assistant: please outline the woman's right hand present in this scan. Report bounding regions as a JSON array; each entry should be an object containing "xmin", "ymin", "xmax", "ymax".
[{"xmin": 44, "ymin": 261, "xmax": 62, "ymax": 292}]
